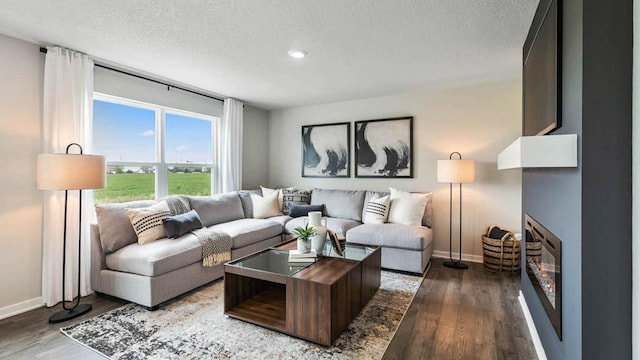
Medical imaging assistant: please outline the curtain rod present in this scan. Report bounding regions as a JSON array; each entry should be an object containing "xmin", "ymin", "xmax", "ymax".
[{"xmin": 39, "ymin": 47, "xmax": 225, "ymax": 103}]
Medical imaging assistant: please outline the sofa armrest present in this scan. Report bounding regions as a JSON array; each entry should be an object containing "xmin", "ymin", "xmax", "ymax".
[{"xmin": 90, "ymin": 223, "xmax": 106, "ymax": 291}]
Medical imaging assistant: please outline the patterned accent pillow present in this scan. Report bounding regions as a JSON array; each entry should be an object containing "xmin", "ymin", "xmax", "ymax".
[
  {"xmin": 282, "ymin": 189, "xmax": 311, "ymax": 215},
  {"xmin": 363, "ymin": 194, "xmax": 390, "ymax": 224},
  {"xmin": 126, "ymin": 201, "xmax": 171, "ymax": 244}
]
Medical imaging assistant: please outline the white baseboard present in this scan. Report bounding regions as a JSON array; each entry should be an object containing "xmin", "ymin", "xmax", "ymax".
[
  {"xmin": 518, "ymin": 291, "xmax": 547, "ymax": 360},
  {"xmin": 0, "ymin": 296, "xmax": 45, "ymax": 320},
  {"xmin": 432, "ymin": 250, "xmax": 483, "ymax": 263}
]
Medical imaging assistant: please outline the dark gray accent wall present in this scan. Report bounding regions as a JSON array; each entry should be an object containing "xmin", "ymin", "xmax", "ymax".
[
  {"xmin": 581, "ymin": 0, "xmax": 632, "ymax": 358},
  {"xmin": 522, "ymin": 1, "xmax": 583, "ymax": 358},
  {"xmin": 521, "ymin": 1, "xmax": 632, "ymax": 359}
]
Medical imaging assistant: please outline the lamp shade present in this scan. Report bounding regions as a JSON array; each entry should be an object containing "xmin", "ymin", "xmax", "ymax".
[
  {"xmin": 37, "ymin": 154, "xmax": 106, "ymax": 190},
  {"xmin": 437, "ymin": 159, "xmax": 476, "ymax": 184}
]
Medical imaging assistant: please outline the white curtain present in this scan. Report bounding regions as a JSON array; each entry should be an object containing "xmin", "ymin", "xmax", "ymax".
[
  {"xmin": 42, "ymin": 47, "xmax": 95, "ymax": 306},
  {"xmin": 217, "ymin": 98, "xmax": 243, "ymax": 193}
]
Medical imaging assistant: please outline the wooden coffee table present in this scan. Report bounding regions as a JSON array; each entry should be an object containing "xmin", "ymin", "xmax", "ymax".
[{"xmin": 224, "ymin": 240, "xmax": 381, "ymax": 346}]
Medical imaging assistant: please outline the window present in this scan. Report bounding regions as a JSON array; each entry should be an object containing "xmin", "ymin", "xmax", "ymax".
[{"xmin": 93, "ymin": 93, "xmax": 218, "ymax": 203}]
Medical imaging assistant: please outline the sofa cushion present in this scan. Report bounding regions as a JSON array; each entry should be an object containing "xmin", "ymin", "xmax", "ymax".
[
  {"xmin": 423, "ymin": 192, "xmax": 433, "ymax": 228},
  {"xmin": 95, "ymin": 200, "xmax": 158, "ymax": 254},
  {"xmin": 310, "ymin": 188, "xmax": 366, "ymax": 222},
  {"xmin": 285, "ymin": 216, "xmax": 361, "ymax": 237},
  {"xmin": 187, "ymin": 192, "xmax": 245, "ymax": 227},
  {"xmin": 238, "ymin": 189, "xmax": 260, "ymax": 218},
  {"xmin": 268, "ymin": 215, "xmax": 293, "ymax": 227},
  {"xmin": 105, "ymin": 234, "xmax": 202, "ymax": 277},
  {"xmin": 208, "ymin": 218, "xmax": 282, "ymax": 249},
  {"xmin": 346, "ymin": 223, "xmax": 432, "ymax": 251}
]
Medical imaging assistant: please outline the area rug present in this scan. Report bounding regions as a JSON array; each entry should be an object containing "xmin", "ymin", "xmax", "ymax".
[{"xmin": 61, "ymin": 271, "xmax": 423, "ymax": 359}]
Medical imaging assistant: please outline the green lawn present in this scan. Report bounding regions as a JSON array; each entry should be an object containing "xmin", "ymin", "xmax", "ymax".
[{"xmin": 95, "ymin": 173, "xmax": 211, "ymax": 203}]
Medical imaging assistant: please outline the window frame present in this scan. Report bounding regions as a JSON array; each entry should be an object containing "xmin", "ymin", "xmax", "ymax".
[{"xmin": 93, "ymin": 92, "xmax": 220, "ymax": 200}]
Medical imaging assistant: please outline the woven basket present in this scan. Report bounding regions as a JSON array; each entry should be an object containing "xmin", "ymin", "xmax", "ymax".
[{"xmin": 482, "ymin": 235, "xmax": 520, "ymax": 273}]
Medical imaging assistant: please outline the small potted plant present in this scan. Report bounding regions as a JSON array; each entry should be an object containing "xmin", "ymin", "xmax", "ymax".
[{"xmin": 293, "ymin": 224, "xmax": 317, "ymax": 253}]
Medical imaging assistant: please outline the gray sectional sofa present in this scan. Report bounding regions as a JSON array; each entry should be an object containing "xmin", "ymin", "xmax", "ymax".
[{"xmin": 90, "ymin": 188, "xmax": 433, "ymax": 308}]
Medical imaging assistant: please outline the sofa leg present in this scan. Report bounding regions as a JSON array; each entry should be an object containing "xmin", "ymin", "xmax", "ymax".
[{"xmin": 144, "ymin": 305, "xmax": 159, "ymax": 311}]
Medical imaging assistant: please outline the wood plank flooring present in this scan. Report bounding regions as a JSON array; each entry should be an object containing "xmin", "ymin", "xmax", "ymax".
[
  {"xmin": 383, "ymin": 258, "xmax": 537, "ymax": 360},
  {"xmin": 0, "ymin": 258, "xmax": 536, "ymax": 359}
]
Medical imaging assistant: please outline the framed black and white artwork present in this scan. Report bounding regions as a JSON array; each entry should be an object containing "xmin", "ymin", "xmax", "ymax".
[
  {"xmin": 355, "ymin": 116, "xmax": 413, "ymax": 178},
  {"xmin": 301, "ymin": 122, "xmax": 350, "ymax": 178}
]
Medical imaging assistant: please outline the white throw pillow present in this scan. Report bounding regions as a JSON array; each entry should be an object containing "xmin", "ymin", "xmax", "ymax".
[
  {"xmin": 387, "ymin": 188, "xmax": 428, "ymax": 226},
  {"xmin": 126, "ymin": 201, "xmax": 171, "ymax": 245},
  {"xmin": 363, "ymin": 194, "xmax": 390, "ymax": 224},
  {"xmin": 261, "ymin": 186, "xmax": 283, "ymax": 210},
  {"xmin": 251, "ymin": 191, "xmax": 283, "ymax": 218}
]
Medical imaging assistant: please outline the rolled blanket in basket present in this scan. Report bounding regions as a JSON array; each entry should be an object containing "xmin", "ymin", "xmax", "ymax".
[{"xmin": 191, "ymin": 228, "xmax": 232, "ymax": 266}]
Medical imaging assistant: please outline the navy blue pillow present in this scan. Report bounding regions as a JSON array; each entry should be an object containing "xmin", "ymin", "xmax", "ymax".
[
  {"xmin": 162, "ymin": 210, "xmax": 203, "ymax": 239},
  {"xmin": 288, "ymin": 204, "xmax": 324, "ymax": 218}
]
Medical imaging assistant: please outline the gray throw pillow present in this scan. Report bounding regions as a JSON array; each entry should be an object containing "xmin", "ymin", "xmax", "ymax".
[
  {"xmin": 95, "ymin": 200, "xmax": 157, "ymax": 253},
  {"xmin": 186, "ymin": 192, "xmax": 245, "ymax": 227},
  {"xmin": 162, "ymin": 210, "xmax": 203, "ymax": 239}
]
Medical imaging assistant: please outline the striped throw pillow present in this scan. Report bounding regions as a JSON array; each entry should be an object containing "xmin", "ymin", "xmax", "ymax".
[
  {"xmin": 363, "ymin": 194, "xmax": 390, "ymax": 224},
  {"xmin": 126, "ymin": 201, "xmax": 171, "ymax": 244}
]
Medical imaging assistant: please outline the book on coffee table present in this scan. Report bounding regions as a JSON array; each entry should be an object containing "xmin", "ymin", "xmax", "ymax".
[
  {"xmin": 288, "ymin": 249, "xmax": 318, "ymax": 263},
  {"xmin": 289, "ymin": 249, "xmax": 317, "ymax": 258},
  {"xmin": 288, "ymin": 257, "xmax": 317, "ymax": 263}
]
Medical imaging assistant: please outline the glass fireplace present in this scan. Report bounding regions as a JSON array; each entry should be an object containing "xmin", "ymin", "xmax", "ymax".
[{"xmin": 525, "ymin": 214, "xmax": 562, "ymax": 340}]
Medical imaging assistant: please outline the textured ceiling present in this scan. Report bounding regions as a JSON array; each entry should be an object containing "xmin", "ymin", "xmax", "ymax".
[{"xmin": 0, "ymin": 0, "xmax": 537, "ymax": 109}]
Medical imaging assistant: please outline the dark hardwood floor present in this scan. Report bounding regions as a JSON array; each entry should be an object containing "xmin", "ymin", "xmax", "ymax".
[
  {"xmin": 0, "ymin": 258, "xmax": 536, "ymax": 360},
  {"xmin": 383, "ymin": 258, "xmax": 537, "ymax": 360}
]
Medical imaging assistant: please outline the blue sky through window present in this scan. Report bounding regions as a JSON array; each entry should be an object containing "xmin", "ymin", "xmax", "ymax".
[
  {"xmin": 166, "ymin": 112, "xmax": 212, "ymax": 164},
  {"xmin": 93, "ymin": 99, "xmax": 212, "ymax": 164}
]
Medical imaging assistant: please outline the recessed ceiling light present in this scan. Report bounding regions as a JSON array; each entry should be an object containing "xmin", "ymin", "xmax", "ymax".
[{"xmin": 288, "ymin": 49, "xmax": 307, "ymax": 59}]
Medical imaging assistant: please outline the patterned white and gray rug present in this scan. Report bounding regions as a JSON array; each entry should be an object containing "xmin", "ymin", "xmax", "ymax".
[{"xmin": 61, "ymin": 271, "xmax": 423, "ymax": 360}]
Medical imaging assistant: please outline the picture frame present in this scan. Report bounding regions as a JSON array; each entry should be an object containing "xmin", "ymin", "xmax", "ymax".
[
  {"xmin": 327, "ymin": 230, "xmax": 343, "ymax": 257},
  {"xmin": 301, "ymin": 122, "xmax": 350, "ymax": 178},
  {"xmin": 355, "ymin": 116, "xmax": 413, "ymax": 178}
]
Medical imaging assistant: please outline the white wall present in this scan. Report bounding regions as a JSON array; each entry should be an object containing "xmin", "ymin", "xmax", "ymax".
[
  {"xmin": 243, "ymin": 105, "xmax": 269, "ymax": 189},
  {"xmin": 0, "ymin": 34, "xmax": 44, "ymax": 315},
  {"xmin": 269, "ymin": 80, "xmax": 522, "ymax": 258}
]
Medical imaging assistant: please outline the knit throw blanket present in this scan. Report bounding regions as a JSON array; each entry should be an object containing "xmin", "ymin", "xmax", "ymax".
[{"xmin": 191, "ymin": 228, "xmax": 232, "ymax": 267}]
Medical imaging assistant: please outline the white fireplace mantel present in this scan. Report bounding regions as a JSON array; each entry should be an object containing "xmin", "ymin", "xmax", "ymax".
[{"xmin": 497, "ymin": 134, "xmax": 578, "ymax": 170}]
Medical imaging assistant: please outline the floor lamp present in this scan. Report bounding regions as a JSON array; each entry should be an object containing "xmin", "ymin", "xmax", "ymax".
[
  {"xmin": 37, "ymin": 143, "xmax": 105, "ymax": 323},
  {"xmin": 437, "ymin": 152, "xmax": 476, "ymax": 270}
]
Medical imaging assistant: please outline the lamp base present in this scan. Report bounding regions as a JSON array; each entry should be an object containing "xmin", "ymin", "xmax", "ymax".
[
  {"xmin": 443, "ymin": 260, "xmax": 469, "ymax": 270},
  {"xmin": 48, "ymin": 303, "xmax": 92, "ymax": 323}
]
